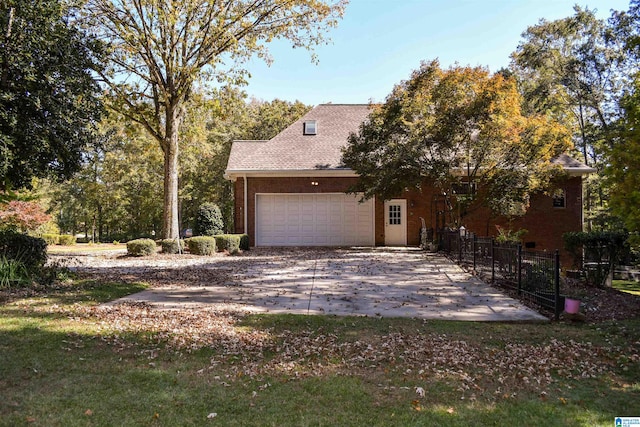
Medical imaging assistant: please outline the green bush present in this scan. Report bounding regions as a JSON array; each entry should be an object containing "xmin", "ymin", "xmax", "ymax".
[
  {"xmin": 563, "ymin": 231, "xmax": 628, "ymax": 287},
  {"xmin": 126, "ymin": 238, "xmax": 157, "ymax": 257},
  {"xmin": 239, "ymin": 234, "xmax": 250, "ymax": 251},
  {"xmin": 42, "ymin": 234, "xmax": 59, "ymax": 245},
  {"xmin": 0, "ymin": 231, "xmax": 47, "ymax": 272},
  {"xmin": 214, "ymin": 234, "xmax": 241, "ymax": 254},
  {"xmin": 58, "ymin": 234, "xmax": 76, "ymax": 246},
  {"xmin": 186, "ymin": 236, "xmax": 217, "ymax": 255},
  {"xmin": 161, "ymin": 239, "xmax": 185, "ymax": 254},
  {"xmin": 0, "ymin": 256, "xmax": 30, "ymax": 288},
  {"xmin": 194, "ymin": 203, "xmax": 224, "ymax": 236}
]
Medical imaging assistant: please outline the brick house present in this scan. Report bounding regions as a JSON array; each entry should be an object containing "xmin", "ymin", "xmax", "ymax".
[{"xmin": 224, "ymin": 104, "xmax": 594, "ymax": 253}]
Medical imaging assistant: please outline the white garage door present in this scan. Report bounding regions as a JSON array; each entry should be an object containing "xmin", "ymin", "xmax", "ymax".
[{"xmin": 256, "ymin": 193, "xmax": 374, "ymax": 246}]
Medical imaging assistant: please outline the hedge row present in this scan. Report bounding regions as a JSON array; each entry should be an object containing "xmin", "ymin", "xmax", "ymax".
[
  {"xmin": 42, "ymin": 234, "xmax": 77, "ymax": 246},
  {"xmin": 125, "ymin": 234, "xmax": 249, "ymax": 257}
]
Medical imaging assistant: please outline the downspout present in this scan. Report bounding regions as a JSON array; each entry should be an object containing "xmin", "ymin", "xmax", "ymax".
[{"xmin": 243, "ymin": 174, "xmax": 248, "ymax": 235}]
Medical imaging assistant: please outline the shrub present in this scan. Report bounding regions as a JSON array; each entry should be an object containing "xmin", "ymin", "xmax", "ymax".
[
  {"xmin": 495, "ymin": 225, "xmax": 528, "ymax": 244},
  {"xmin": 42, "ymin": 234, "xmax": 59, "ymax": 245},
  {"xmin": 194, "ymin": 203, "xmax": 224, "ymax": 236},
  {"xmin": 0, "ymin": 231, "xmax": 47, "ymax": 271},
  {"xmin": 58, "ymin": 234, "xmax": 76, "ymax": 246},
  {"xmin": 239, "ymin": 234, "xmax": 250, "ymax": 251},
  {"xmin": 563, "ymin": 231, "xmax": 628, "ymax": 287},
  {"xmin": 0, "ymin": 256, "xmax": 30, "ymax": 288},
  {"xmin": 186, "ymin": 236, "xmax": 216, "ymax": 255},
  {"xmin": 214, "ymin": 234, "xmax": 241, "ymax": 254},
  {"xmin": 161, "ymin": 239, "xmax": 185, "ymax": 254},
  {"xmin": 126, "ymin": 238, "xmax": 157, "ymax": 257}
]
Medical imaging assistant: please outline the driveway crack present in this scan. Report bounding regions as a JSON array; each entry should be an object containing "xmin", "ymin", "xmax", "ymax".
[{"xmin": 307, "ymin": 258, "xmax": 318, "ymax": 314}]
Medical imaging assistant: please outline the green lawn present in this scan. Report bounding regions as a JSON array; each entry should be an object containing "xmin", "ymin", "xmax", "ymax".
[
  {"xmin": 1, "ymin": 279, "xmax": 639, "ymax": 426},
  {"xmin": 613, "ymin": 279, "xmax": 640, "ymax": 296}
]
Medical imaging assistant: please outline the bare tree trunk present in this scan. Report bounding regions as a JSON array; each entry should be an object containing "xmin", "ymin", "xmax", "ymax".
[
  {"xmin": 163, "ymin": 144, "xmax": 179, "ymax": 239},
  {"xmin": 162, "ymin": 105, "xmax": 181, "ymax": 239}
]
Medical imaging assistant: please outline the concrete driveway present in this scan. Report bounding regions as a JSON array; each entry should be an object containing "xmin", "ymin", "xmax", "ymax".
[{"xmin": 100, "ymin": 247, "xmax": 548, "ymax": 322}]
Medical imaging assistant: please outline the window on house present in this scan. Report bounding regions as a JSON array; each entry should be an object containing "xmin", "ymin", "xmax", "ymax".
[
  {"xmin": 552, "ymin": 188, "xmax": 566, "ymax": 208},
  {"xmin": 303, "ymin": 120, "xmax": 317, "ymax": 135},
  {"xmin": 452, "ymin": 182, "xmax": 477, "ymax": 195}
]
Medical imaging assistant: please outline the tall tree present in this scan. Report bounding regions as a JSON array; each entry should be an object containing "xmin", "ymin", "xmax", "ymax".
[
  {"xmin": 180, "ymin": 90, "xmax": 310, "ymax": 232},
  {"xmin": 510, "ymin": 6, "xmax": 629, "ymax": 230},
  {"xmin": 342, "ymin": 60, "xmax": 571, "ymax": 224},
  {"xmin": 88, "ymin": 0, "xmax": 345, "ymax": 239},
  {"xmin": 607, "ymin": 75, "xmax": 640, "ymax": 248},
  {"xmin": 511, "ymin": 6, "xmax": 624, "ymax": 168},
  {"xmin": 607, "ymin": 1, "xmax": 640, "ymax": 248},
  {"xmin": 0, "ymin": 0, "xmax": 104, "ymax": 190}
]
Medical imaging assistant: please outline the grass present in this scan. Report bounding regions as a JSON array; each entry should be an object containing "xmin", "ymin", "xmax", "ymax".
[
  {"xmin": 1, "ymin": 280, "xmax": 639, "ymax": 426},
  {"xmin": 613, "ymin": 280, "xmax": 640, "ymax": 296}
]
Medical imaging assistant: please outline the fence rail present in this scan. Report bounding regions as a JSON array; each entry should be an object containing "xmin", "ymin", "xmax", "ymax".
[{"xmin": 439, "ymin": 229, "xmax": 562, "ymax": 320}]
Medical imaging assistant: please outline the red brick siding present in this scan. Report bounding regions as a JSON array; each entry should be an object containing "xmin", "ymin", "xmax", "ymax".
[
  {"xmin": 233, "ymin": 175, "xmax": 585, "ymax": 258},
  {"xmin": 461, "ymin": 176, "xmax": 583, "ymax": 263}
]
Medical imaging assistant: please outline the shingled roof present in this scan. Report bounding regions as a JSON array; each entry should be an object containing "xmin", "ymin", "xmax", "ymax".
[
  {"xmin": 225, "ymin": 103, "xmax": 595, "ymax": 177},
  {"xmin": 225, "ymin": 104, "xmax": 371, "ymax": 173}
]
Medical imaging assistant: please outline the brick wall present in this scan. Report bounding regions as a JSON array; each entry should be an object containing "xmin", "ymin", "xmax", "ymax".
[{"xmin": 233, "ymin": 175, "xmax": 585, "ymax": 259}]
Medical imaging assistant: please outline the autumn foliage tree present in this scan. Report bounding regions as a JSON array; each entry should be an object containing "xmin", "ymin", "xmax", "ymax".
[
  {"xmin": 342, "ymin": 60, "xmax": 571, "ymax": 223},
  {"xmin": 87, "ymin": 0, "xmax": 345, "ymax": 239},
  {"xmin": 0, "ymin": 200, "xmax": 50, "ymax": 233}
]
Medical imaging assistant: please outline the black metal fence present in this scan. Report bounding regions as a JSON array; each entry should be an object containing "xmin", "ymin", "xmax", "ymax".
[{"xmin": 440, "ymin": 229, "xmax": 563, "ymax": 320}]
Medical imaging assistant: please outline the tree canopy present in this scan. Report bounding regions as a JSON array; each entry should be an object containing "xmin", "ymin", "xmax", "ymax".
[
  {"xmin": 342, "ymin": 60, "xmax": 571, "ymax": 222},
  {"xmin": 88, "ymin": 0, "xmax": 345, "ymax": 238},
  {"xmin": 51, "ymin": 93, "xmax": 310, "ymax": 241},
  {"xmin": 0, "ymin": 0, "xmax": 104, "ymax": 190}
]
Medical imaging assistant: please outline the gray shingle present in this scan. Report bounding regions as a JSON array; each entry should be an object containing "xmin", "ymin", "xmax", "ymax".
[{"xmin": 226, "ymin": 104, "xmax": 371, "ymax": 171}]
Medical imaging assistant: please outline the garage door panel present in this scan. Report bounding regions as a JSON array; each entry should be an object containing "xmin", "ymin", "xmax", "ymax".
[{"xmin": 256, "ymin": 193, "xmax": 373, "ymax": 246}]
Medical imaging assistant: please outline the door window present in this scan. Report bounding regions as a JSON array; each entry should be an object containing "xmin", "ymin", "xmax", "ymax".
[{"xmin": 389, "ymin": 204, "xmax": 402, "ymax": 225}]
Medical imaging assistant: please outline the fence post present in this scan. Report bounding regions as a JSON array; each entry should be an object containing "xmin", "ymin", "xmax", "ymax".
[
  {"xmin": 517, "ymin": 244, "xmax": 522, "ymax": 295},
  {"xmin": 472, "ymin": 235, "xmax": 477, "ymax": 272},
  {"xmin": 491, "ymin": 239, "xmax": 495, "ymax": 282},
  {"xmin": 554, "ymin": 250, "xmax": 561, "ymax": 321},
  {"xmin": 458, "ymin": 233, "xmax": 463, "ymax": 264}
]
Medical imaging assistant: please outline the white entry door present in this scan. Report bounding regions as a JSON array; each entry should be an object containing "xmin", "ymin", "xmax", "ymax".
[{"xmin": 384, "ymin": 199, "xmax": 407, "ymax": 246}]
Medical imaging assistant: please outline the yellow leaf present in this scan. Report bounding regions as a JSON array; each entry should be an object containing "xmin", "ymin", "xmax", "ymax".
[{"xmin": 447, "ymin": 407, "xmax": 455, "ymax": 414}]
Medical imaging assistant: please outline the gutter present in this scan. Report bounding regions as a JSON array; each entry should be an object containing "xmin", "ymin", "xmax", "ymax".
[{"xmin": 243, "ymin": 174, "xmax": 248, "ymax": 236}]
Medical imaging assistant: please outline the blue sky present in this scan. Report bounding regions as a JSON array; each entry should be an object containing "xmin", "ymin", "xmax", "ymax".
[{"xmin": 241, "ymin": 0, "xmax": 631, "ymax": 105}]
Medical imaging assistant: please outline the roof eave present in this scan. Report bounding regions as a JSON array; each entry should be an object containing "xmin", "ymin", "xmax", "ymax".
[
  {"xmin": 563, "ymin": 167, "xmax": 597, "ymax": 176},
  {"xmin": 224, "ymin": 168, "xmax": 358, "ymax": 181}
]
